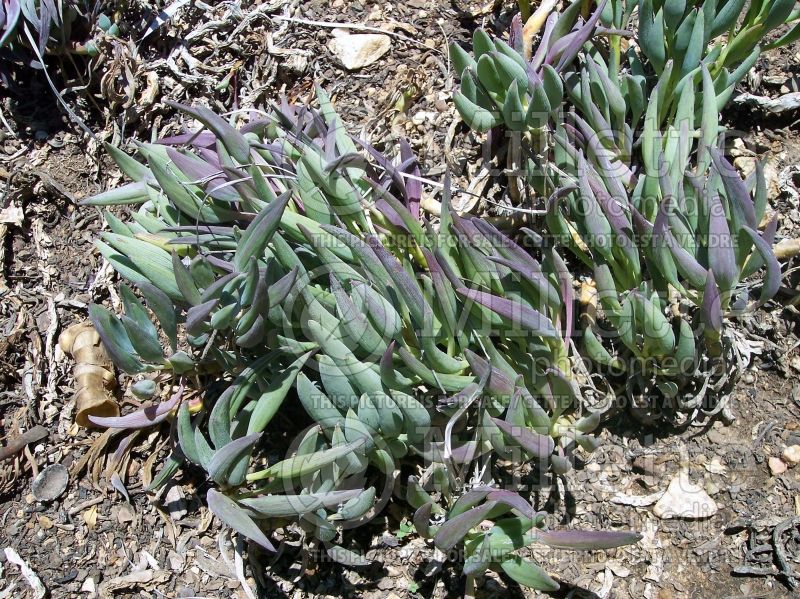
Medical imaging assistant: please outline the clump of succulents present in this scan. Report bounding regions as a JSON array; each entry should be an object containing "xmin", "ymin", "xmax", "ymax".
[
  {"xmin": 0, "ymin": 0, "xmax": 114, "ymax": 72},
  {"xmin": 450, "ymin": 0, "xmax": 788, "ymax": 421},
  {"xmin": 82, "ymin": 91, "xmax": 640, "ymax": 591}
]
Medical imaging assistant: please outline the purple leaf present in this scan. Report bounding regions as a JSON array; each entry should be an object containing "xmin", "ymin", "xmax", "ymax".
[
  {"xmin": 586, "ymin": 170, "xmax": 633, "ymax": 243},
  {"xmin": 572, "ymin": 113, "xmax": 633, "ymax": 194},
  {"xmin": 430, "ymin": 248, "xmax": 464, "ymax": 289},
  {"xmin": 653, "ymin": 204, "xmax": 707, "ymax": 290},
  {"xmin": 324, "ymin": 152, "xmax": 370, "ymax": 173},
  {"xmin": 699, "ymin": 269, "xmax": 723, "ymax": 335},
  {"xmin": 186, "ymin": 299, "xmax": 218, "ymax": 334},
  {"xmin": 413, "ymin": 502, "xmax": 433, "ymax": 538},
  {"xmin": 549, "ymin": 248, "xmax": 575, "ymax": 340},
  {"xmin": 374, "ymin": 197, "xmax": 407, "ymax": 230},
  {"xmin": 0, "ymin": 0, "xmax": 21, "ymax": 47},
  {"xmin": 207, "ymin": 433, "xmax": 262, "ymax": 483},
  {"xmin": 471, "ymin": 218, "xmax": 540, "ymax": 271},
  {"xmin": 740, "ymin": 226, "xmax": 781, "ymax": 304},
  {"xmin": 366, "ymin": 234, "xmax": 426, "ymax": 327},
  {"xmin": 709, "ymin": 148, "xmax": 756, "ymax": 229},
  {"xmin": 434, "ymin": 501, "xmax": 497, "ymax": 551},
  {"xmin": 449, "ymin": 440, "xmax": 481, "ymax": 463},
  {"xmin": 487, "ymin": 489, "xmax": 535, "ymax": 518},
  {"xmin": 205, "ymin": 255, "xmax": 236, "ymax": 273},
  {"xmin": 167, "ymin": 102, "xmax": 251, "ymax": 164},
  {"xmin": 492, "ymin": 418, "xmax": 555, "ymax": 459},
  {"xmin": 531, "ymin": 12, "xmax": 558, "ymax": 70},
  {"xmin": 267, "ymin": 266, "xmax": 298, "ymax": 306},
  {"xmin": 449, "ymin": 487, "xmax": 494, "ymax": 517},
  {"xmin": 399, "ymin": 139, "xmax": 421, "ymax": 219},
  {"xmin": 509, "ymin": 13, "xmax": 523, "ymax": 53},
  {"xmin": 534, "ymin": 529, "xmax": 642, "ymax": 550},
  {"xmin": 463, "ymin": 349, "xmax": 514, "ymax": 396},
  {"xmin": 207, "ymin": 489, "xmax": 276, "ymax": 552},
  {"xmin": 355, "ymin": 137, "xmax": 416, "ymax": 214},
  {"xmin": 553, "ymin": 0, "xmax": 608, "ymax": 71},
  {"xmin": 707, "ymin": 192, "xmax": 738, "ymax": 293},
  {"xmin": 488, "ymin": 256, "xmax": 560, "ymax": 307},
  {"xmin": 457, "ymin": 287, "xmax": 559, "ymax": 339},
  {"xmin": 420, "ymin": 440, "xmax": 482, "ymax": 465},
  {"xmin": 89, "ymin": 384, "xmax": 183, "ymax": 428},
  {"xmin": 166, "ymin": 147, "xmax": 239, "ymax": 203}
]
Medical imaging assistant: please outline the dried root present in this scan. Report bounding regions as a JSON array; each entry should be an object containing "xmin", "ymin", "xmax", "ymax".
[{"xmin": 59, "ymin": 322, "xmax": 119, "ymax": 427}]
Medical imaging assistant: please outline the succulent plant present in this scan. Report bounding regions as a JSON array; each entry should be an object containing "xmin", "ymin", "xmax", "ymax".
[
  {"xmin": 0, "ymin": 0, "xmax": 110, "ymax": 72},
  {"xmin": 450, "ymin": 0, "xmax": 787, "ymax": 421},
  {"xmin": 81, "ymin": 91, "xmax": 640, "ymax": 588}
]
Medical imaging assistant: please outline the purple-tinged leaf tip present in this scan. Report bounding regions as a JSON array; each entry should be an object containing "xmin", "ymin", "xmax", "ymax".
[{"xmin": 89, "ymin": 383, "xmax": 183, "ymax": 428}]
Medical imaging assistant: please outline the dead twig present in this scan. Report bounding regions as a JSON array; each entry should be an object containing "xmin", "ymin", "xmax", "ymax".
[{"xmin": 0, "ymin": 426, "xmax": 48, "ymax": 461}]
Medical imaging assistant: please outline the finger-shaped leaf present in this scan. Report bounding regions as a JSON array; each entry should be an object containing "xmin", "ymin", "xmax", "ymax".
[
  {"xmin": 707, "ymin": 193, "xmax": 738, "ymax": 293},
  {"xmin": 247, "ymin": 351, "xmax": 312, "ymax": 434},
  {"xmin": 533, "ymin": 529, "xmax": 641, "ymax": 550},
  {"xmin": 366, "ymin": 234, "xmax": 427, "ymax": 328},
  {"xmin": 413, "ymin": 502, "xmax": 434, "ymax": 539},
  {"xmin": 297, "ymin": 373, "xmax": 345, "ymax": 432},
  {"xmin": 449, "ymin": 42, "xmax": 477, "ymax": 77},
  {"xmin": 335, "ymin": 486, "xmax": 376, "ymax": 520},
  {"xmin": 434, "ymin": 501, "xmax": 497, "ymax": 551},
  {"xmin": 453, "ymin": 91, "xmax": 500, "ymax": 132},
  {"xmin": 492, "ymin": 418, "xmax": 554, "ymax": 459},
  {"xmin": 208, "ymin": 433, "xmax": 262, "ymax": 484},
  {"xmin": 463, "ymin": 350, "xmax": 513, "ymax": 397},
  {"xmin": 709, "ymin": 148, "xmax": 756, "ymax": 229},
  {"xmin": 740, "ymin": 226, "xmax": 781, "ymax": 303},
  {"xmin": 168, "ymin": 102, "xmax": 251, "ymax": 163},
  {"xmin": 499, "ymin": 555, "xmax": 559, "ymax": 591},
  {"xmin": 699, "ymin": 269, "xmax": 723, "ymax": 335},
  {"xmin": 119, "ymin": 285, "xmax": 163, "ymax": 361},
  {"xmin": 89, "ymin": 384, "xmax": 182, "ymax": 428},
  {"xmin": 247, "ymin": 440, "xmax": 365, "ymax": 481},
  {"xmin": 448, "ymin": 487, "xmax": 494, "ymax": 519},
  {"xmin": 233, "ymin": 191, "xmax": 291, "ymax": 271},
  {"xmin": 136, "ymin": 282, "xmax": 178, "ymax": 350},
  {"xmin": 171, "ymin": 251, "xmax": 202, "ymax": 306},
  {"xmin": 241, "ymin": 489, "xmax": 361, "ymax": 518},
  {"xmin": 487, "ymin": 490, "xmax": 536, "ymax": 519},
  {"xmin": 457, "ymin": 288, "xmax": 559, "ymax": 338},
  {"xmin": 207, "ymin": 489, "xmax": 276, "ymax": 552},
  {"xmin": 82, "ymin": 181, "xmax": 151, "ymax": 206},
  {"xmin": 88, "ymin": 304, "xmax": 145, "ymax": 374}
]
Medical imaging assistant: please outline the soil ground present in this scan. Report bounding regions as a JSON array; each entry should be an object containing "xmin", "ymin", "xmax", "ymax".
[{"xmin": 1, "ymin": 1, "xmax": 800, "ymax": 598}]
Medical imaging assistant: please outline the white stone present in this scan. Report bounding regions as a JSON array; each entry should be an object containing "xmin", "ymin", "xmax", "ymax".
[
  {"xmin": 783, "ymin": 445, "xmax": 800, "ymax": 465},
  {"xmin": 769, "ymin": 456, "xmax": 788, "ymax": 476},
  {"xmin": 653, "ymin": 470, "xmax": 718, "ymax": 519},
  {"xmin": 80, "ymin": 577, "xmax": 96, "ymax": 593},
  {"xmin": 328, "ymin": 34, "xmax": 391, "ymax": 70}
]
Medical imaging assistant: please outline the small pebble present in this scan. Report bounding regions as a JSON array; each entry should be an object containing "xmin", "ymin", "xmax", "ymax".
[
  {"xmin": 782, "ymin": 445, "xmax": 800, "ymax": 465},
  {"xmin": 768, "ymin": 456, "xmax": 787, "ymax": 476}
]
